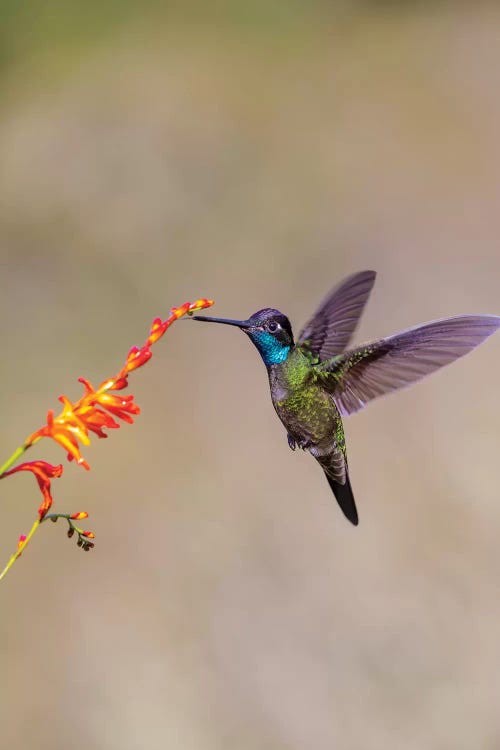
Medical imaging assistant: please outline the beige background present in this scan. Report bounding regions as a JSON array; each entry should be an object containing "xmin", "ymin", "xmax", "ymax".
[{"xmin": 1, "ymin": 3, "xmax": 500, "ymax": 748}]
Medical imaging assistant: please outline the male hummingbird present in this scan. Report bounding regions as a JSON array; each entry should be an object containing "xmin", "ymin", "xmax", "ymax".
[{"xmin": 193, "ymin": 272, "xmax": 500, "ymax": 525}]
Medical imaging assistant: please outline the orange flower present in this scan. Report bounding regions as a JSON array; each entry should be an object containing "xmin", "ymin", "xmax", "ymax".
[
  {"xmin": 123, "ymin": 346, "xmax": 152, "ymax": 373},
  {"xmin": 2, "ymin": 461, "xmax": 63, "ymax": 519}
]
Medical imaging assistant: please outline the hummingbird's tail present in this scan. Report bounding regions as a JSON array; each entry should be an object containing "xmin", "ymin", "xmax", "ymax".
[{"xmin": 324, "ymin": 471, "xmax": 358, "ymax": 526}]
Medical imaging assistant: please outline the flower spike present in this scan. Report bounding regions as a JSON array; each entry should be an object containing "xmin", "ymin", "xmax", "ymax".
[{"xmin": 0, "ymin": 297, "xmax": 214, "ymax": 581}]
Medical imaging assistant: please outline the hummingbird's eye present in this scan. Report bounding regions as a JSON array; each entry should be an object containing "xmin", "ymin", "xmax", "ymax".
[{"xmin": 267, "ymin": 321, "xmax": 279, "ymax": 333}]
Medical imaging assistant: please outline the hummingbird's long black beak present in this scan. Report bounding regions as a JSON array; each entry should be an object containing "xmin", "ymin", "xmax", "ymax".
[{"xmin": 191, "ymin": 315, "xmax": 251, "ymax": 329}]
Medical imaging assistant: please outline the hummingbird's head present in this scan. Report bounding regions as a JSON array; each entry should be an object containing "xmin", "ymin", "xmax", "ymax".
[{"xmin": 192, "ymin": 308, "xmax": 294, "ymax": 366}]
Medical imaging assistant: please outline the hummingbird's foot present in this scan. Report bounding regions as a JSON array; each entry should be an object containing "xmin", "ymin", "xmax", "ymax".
[
  {"xmin": 288, "ymin": 434, "xmax": 312, "ymax": 451},
  {"xmin": 297, "ymin": 438, "xmax": 312, "ymax": 450}
]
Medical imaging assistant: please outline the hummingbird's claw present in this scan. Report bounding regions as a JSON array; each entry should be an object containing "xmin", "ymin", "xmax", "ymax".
[
  {"xmin": 288, "ymin": 434, "xmax": 312, "ymax": 451},
  {"xmin": 297, "ymin": 438, "xmax": 312, "ymax": 450}
]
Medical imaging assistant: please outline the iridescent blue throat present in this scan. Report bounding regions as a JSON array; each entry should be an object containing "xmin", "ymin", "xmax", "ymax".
[{"xmin": 248, "ymin": 331, "xmax": 291, "ymax": 366}]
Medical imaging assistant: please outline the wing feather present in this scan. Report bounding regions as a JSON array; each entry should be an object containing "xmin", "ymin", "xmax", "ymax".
[
  {"xmin": 317, "ymin": 315, "xmax": 500, "ymax": 416},
  {"xmin": 297, "ymin": 270, "xmax": 376, "ymax": 360}
]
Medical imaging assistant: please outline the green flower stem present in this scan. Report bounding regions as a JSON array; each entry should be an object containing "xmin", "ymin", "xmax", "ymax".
[
  {"xmin": 0, "ymin": 443, "xmax": 31, "ymax": 478},
  {"xmin": 0, "ymin": 518, "xmax": 40, "ymax": 581},
  {"xmin": 43, "ymin": 512, "xmax": 83, "ymax": 532},
  {"xmin": 0, "ymin": 511, "xmax": 94, "ymax": 582}
]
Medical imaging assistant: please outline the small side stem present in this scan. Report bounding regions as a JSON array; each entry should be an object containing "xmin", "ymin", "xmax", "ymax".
[{"xmin": 43, "ymin": 513, "xmax": 94, "ymax": 549}]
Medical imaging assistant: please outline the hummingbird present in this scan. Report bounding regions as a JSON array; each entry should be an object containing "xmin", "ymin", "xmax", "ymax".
[{"xmin": 192, "ymin": 271, "xmax": 500, "ymax": 525}]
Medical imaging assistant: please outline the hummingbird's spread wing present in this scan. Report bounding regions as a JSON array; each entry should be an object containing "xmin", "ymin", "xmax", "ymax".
[
  {"xmin": 297, "ymin": 270, "xmax": 376, "ymax": 361},
  {"xmin": 318, "ymin": 315, "xmax": 500, "ymax": 416}
]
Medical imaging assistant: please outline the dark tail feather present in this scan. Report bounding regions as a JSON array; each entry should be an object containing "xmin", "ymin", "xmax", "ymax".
[{"xmin": 325, "ymin": 471, "xmax": 359, "ymax": 526}]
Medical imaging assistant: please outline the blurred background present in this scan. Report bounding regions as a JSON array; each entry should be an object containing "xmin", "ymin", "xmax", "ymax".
[{"xmin": 2, "ymin": 1, "xmax": 500, "ymax": 748}]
